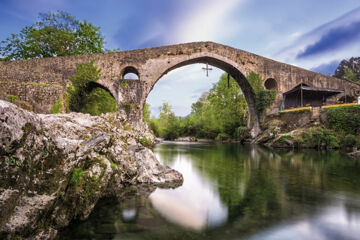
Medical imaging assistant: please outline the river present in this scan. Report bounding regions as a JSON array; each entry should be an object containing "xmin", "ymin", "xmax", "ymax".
[{"xmin": 60, "ymin": 142, "xmax": 360, "ymax": 240}]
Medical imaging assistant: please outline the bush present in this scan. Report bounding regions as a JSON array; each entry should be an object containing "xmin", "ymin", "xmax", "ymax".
[
  {"xmin": 302, "ymin": 127, "xmax": 339, "ymax": 149},
  {"xmin": 344, "ymin": 134, "xmax": 358, "ymax": 148},
  {"xmin": 327, "ymin": 105, "xmax": 360, "ymax": 136},
  {"xmin": 140, "ymin": 136, "xmax": 154, "ymax": 148}
]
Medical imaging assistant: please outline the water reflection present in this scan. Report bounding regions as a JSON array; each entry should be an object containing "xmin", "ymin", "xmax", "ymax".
[
  {"xmin": 60, "ymin": 143, "xmax": 360, "ymax": 240},
  {"xmin": 150, "ymin": 151, "xmax": 227, "ymax": 230}
]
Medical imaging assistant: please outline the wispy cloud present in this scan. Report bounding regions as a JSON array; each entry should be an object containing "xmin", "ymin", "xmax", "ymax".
[
  {"xmin": 275, "ymin": 6, "xmax": 360, "ymax": 69},
  {"xmin": 296, "ymin": 20, "xmax": 360, "ymax": 59}
]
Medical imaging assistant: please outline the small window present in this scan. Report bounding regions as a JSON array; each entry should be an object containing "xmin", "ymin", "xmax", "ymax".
[
  {"xmin": 122, "ymin": 66, "xmax": 139, "ymax": 80},
  {"xmin": 264, "ymin": 78, "xmax": 277, "ymax": 90}
]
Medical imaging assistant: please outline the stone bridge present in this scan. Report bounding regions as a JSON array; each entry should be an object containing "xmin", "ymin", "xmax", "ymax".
[{"xmin": 1, "ymin": 41, "xmax": 359, "ymax": 137}]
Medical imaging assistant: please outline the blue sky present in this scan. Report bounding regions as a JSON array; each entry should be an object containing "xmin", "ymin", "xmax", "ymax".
[{"xmin": 1, "ymin": 0, "xmax": 360, "ymax": 116}]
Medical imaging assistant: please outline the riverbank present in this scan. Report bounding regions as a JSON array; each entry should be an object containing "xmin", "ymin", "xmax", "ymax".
[
  {"xmin": 0, "ymin": 100, "xmax": 183, "ymax": 239},
  {"xmin": 254, "ymin": 105, "xmax": 360, "ymax": 150}
]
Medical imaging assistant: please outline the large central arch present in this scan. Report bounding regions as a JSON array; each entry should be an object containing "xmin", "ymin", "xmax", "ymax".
[{"xmin": 141, "ymin": 54, "xmax": 260, "ymax": 138}]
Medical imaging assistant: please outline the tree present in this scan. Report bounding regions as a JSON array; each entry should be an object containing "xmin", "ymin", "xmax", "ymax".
[
  {"xmin": 0, "ymin": 11, "xmax": 105, "ymax": 60},
  {"xmin": 334, "ymin": 57, "xmax": 360, "ymax": 82}
]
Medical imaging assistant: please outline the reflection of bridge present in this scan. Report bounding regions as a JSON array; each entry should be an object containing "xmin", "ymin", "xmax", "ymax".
[{"xmin": 1, "ymin": 42, "xmax": 359, "ymax": 137}]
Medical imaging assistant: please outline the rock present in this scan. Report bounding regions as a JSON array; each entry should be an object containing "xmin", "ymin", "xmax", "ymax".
[
  {"xmin": 348, "ymin": 151, "xmax": 360, "ymax": 159},
  {"xmin": 0, "ymin": 100, "xmax": 183, "ymax": 239}
]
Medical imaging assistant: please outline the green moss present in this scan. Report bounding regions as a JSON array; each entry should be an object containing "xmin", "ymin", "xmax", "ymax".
[
  {"xmin": 122, "ymin": 102, "xmax": 132, "ymax": 113},
  {"xmin": 50, "ymin": 97, "xmax": 63, "ymax": 114},
  {"xmin": 119, "ymin": 79, "xmax": 128, "ymax": 88},
  {"xmin": 71, "ymin": 168, "xmax": 84, "ymax": 184},
  {"xmin": 110, "ymin": 162, "xmax": 117, "ymax": 169},
  {"xmin": 139, "ymin": 136, "xmax": 153, "ymax": 148},
  {"xmin": 6, "ymin": 94, "xmax": 18, "ymax": 103}
]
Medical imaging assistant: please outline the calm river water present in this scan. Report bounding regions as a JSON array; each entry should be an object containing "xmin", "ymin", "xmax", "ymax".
[{"xmin": 60, "ymin": 142, "xmax": 360, "ymax": 240}]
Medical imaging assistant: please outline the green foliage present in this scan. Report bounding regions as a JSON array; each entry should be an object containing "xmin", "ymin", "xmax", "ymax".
[
  {"xmin": 343, "ymin": 68, "xmax": 359, "ymax": 83},
  {"xmin": 247, "ymin": 72, "xmax": 276, "ymax": 115},
  {"xmin": 66, "ymin": 60, "xmax": 117, "ymax": 115},
  {"xmin": 334, "ymin": 57, "xmax": 360, "ymax": 81},
  {"xmin": 326, "ymin": 105, "xmax": 360, "ymax": 136},
  {"xmin": 0, "ymin": 11, "xmax": 105, "ymax": 60},
  {"xmin": 140, "ymin": 136, "xmax": 154, "ymax": 148},
  {"xmin": 50, "ymin": 97, "xmax": 63, "ymax": 114},
  {"xmin": 143, "ymin": 103, "xmax": 151, "ymax": 122},
  {"xmin": 148, "ymin": 74, "xmax": 249, "ymax": 140},
  {"xmin": 6, "ymin": 94, "xmax": 18, "ymax": 103},
  {"xmin": 215, "ymin": 133, "xmax": 231, "ymax": 141},
  {"xmin": 301, "ymin": 127, "xmax": 339, "ymax": 149},
  {"xmin": 80, "ymin": 88, "xmax": 117, "ymax": 116},
  {"xmin": 344, "ymin": 134, "xmax": 359, "ymax": 148},
  {"xmin": 71, "ymin": 168, "xmax": 84, "ymax": 184}
]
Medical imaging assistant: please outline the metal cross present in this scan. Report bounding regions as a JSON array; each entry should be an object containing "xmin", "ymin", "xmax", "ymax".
[{"xmin": 202, "ymin": 63, "xmax": 212, "ymax": 77}]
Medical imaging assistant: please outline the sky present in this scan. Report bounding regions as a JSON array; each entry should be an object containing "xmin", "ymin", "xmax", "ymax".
[{"xmin": 1, "ymin": 0, "xmax": 360, "ymax": 116}]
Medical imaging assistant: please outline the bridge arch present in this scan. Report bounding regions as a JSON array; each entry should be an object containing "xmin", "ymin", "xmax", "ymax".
[{"xmin": 142, "ymin": 54, "xmax": 261, "ymax": 137}]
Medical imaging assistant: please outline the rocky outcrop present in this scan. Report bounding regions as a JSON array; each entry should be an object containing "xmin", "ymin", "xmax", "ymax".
[
  {"xmin": 0, "ymin": 100, "xmax": 183, "ymax": 239},
  {"xmin": 348, "ymin": 151, "xmax": 360, "ymax": 159}
]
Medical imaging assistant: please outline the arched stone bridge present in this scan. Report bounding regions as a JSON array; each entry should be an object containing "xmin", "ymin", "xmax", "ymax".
[{"xmin": 1, "ymin": 42, "xmax": 359, "ymax": 137}]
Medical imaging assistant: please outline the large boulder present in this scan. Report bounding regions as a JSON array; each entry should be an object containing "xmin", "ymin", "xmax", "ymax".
[{"xmin": 0, "ymin": 100, "xmax": 183, "ymax": 239}]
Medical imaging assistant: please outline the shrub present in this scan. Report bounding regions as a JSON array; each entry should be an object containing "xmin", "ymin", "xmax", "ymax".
[
  {"xmin": 344, "ymin": 134, "xmax": 358, "ymax": 148},
  {"xmin": 140, "ymin": 136, "xmax": 153, "ymax": 148},
  {"xmin": 327, "ymin": 105, "xmax": 360, "ymax": 136},
  {"xmin": 302, "ymin": 127, "xmax": 339, "ymax": 149}
]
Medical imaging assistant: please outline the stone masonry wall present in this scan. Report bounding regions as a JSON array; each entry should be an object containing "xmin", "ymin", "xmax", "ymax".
[{"xmin": 0, "ymin": 41, "xmax": 359, "ymax": 118}]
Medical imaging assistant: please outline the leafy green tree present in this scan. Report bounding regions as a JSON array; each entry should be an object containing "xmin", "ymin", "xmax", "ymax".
[
  {"xmin": 334, "ymin": 57, "xmax": 360, "ymax": 81},
  {"xmin": 0, "ymin": 11, "xmax": 105, "ymax": 60},
  {"xmin": 343, "ymin": 68, "xmax": 359, "ymax": 83}
]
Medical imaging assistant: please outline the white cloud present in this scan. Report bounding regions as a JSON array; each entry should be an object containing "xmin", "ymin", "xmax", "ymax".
[{"xmin": 170, "ymin": 0, "xmax": 246, "ymax": 43}]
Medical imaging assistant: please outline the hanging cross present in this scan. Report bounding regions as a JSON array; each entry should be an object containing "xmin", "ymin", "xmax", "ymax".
[{"xmin": 202, "ymin": 63, "xmax": 212, "ymax": 77}]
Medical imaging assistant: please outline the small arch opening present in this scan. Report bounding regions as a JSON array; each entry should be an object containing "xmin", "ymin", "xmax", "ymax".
[
  {"xmin": 122, "ymin": 66, "xmax": 140, "ymax": 80},
  {"xmin": 264, "ymin": 78, "xmax": 277, "ymax": 90}
]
